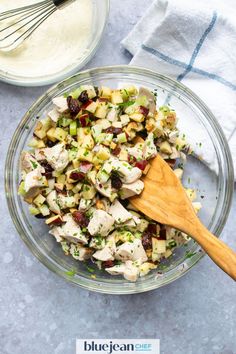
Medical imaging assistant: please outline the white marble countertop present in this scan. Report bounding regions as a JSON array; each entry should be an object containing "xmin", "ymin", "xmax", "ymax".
[{"xmin": 0, "ymin": 1, "xmax": 235, "ymax": 354}]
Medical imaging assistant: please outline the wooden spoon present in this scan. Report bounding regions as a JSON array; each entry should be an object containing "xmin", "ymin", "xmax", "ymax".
[{"xmin": 130, "ymin": 152, "xmax": 236, "ymax": 280}]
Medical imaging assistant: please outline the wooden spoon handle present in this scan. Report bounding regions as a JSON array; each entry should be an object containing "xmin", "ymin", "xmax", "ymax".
[{"xmin": 189, "ymin": 222, "xmax": 236, "ymax": 280}]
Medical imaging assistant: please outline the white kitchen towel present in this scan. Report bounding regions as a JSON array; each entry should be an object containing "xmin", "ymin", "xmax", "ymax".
[{"xmin": 122, "ymin": 0, "xmax": 236, "ymax": 179}]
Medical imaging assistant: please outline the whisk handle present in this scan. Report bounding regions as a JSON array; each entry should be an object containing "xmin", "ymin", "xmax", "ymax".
[{"xmin": 53, "ymin": 0, "xmax": 75, "ymax": 9}]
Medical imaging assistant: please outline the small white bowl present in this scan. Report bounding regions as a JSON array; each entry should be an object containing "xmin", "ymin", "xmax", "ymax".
[{"xmin": 0, "ymin": 0, "xmax": 109, "ymax": 86}]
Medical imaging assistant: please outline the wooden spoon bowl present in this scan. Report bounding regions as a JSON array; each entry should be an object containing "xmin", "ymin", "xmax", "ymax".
[{"xmin": 130, "ymin": 153, "xmax": 236, "ymax": 280}]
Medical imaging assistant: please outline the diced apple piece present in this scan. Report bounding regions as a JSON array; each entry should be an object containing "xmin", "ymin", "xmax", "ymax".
[
  {"xmin": 81, "ymin": 133, "xmax": 94, "ymax": 150},
  {"xmin": 38, "ymin": 204, "xmax": 50, "ymax": 216},
  {"xmin": 111, "ymin": 90, "xmax": 123, "ymax": 104},
  {"xmin": 34, "ymin": 117, "xmax": 51, "ymax": 139},
  {"xmin": 77, "ymin": 148, "xmax": 94, "ymax": 162},
  {"xmin": 54, "ymin": 127, "xmax": 68, "ymax": 141},
  {"xmin": 101, "ymin": 86, "xmax": 112, "ymax": 99},
  {"xmin": 94, "ymin": 103, "xmax": 108, "ymax": 119},
  {"xmin": 129, "ymin": 113, "xmax": 144, "ymax": 123},
  {"xmin": 96, "ymin": 146, "xmax": 110, "ymax": 161},
  {"xmin": 28, "ymin": 137, "xmax": 45, "ymax": 148},
  {"xmin": 81, "ymin": 184, "xmax": 96, "ymax": 200},
  {"xmin": 46, "ymin": 127, "xmax": 57, "ymax": 142},
  {"xmin": 33, "ymin": 194, "xmax": 46, "ymax": 207},
  {"xmin": 45, "ymin": 215, "xmax": 63, "ymax": 226},
  {"xmin": 159, "ymin": 141, "xmax": 172, "ymax": 154},
  {"xmin": 83, "ymin": 100, "xmax": 98, "ymax": 114},
  {"xmin": 120, "ymin": 114, "xmax": 130, "ymax": 126}
]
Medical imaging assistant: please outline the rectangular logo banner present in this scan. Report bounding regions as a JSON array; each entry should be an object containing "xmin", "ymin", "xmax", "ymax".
[{"xmin": 76, "ymin": 339, "xmax": 160, "ymax": 354}]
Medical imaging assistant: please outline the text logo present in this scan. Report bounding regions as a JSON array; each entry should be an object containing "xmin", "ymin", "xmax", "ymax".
[{"xmin": 76, "ymin": 339, "xmax": 160, "ymax": 354}]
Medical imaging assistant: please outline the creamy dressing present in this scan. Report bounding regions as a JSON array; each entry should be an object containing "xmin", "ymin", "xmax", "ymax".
[{"xmin": 0, "ymin": 0, "xmax": 92, "ymax": 78}]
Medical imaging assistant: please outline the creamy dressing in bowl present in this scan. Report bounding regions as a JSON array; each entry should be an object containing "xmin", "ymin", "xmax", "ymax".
[{"xmin": 0, "ymin": 0, "xmax": 93, "ymax": 83}]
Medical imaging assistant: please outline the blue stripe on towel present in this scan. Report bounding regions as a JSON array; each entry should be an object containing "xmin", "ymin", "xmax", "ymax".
[
  {"xmin": 141, "ymin": 10, "xmax": 236, "ymax": 92},
  {"xmin": 177, "ymin": 11, "xmax": 217, "ymax": 81},
  {"xmin": 142, "ymin": 44, "xmax": 236, "ymax": 91}
]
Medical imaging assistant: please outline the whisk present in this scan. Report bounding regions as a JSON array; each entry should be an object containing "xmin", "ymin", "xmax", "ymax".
[{"xmin": 0, "ymin": 0, "xmax": 74, "ymax": 52}]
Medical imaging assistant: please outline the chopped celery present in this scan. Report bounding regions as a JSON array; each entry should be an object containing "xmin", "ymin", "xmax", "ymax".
[
  {"xmin": 117, "ymin": 132, "xmax": 127, "ymax": 143},
  {"xmin": 29, "ymin": 206, "xmax": 40, "ymax": 215},
  {"xmin": 69, "ymin": 121, "xmax": 77, "ymax": 136},
  {"xmin": 18, "ymin": 181, "xmax": 26, "ymax": 196}
]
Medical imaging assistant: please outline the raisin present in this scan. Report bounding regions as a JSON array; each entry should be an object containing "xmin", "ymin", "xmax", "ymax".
[
  {"xmin": 142, "ymin": 231, "xmax": 152, "ymax": 250},
  {"xmin": 67, "ymin": 96, "xmax": 80, "ymax": 116},
  {"xmin": 140, "ymin": 106, "xmax": 149, "ymax": 116},
  {"xmin": 41, "ymin": 160, "xmax": 54, "ymax": 178},
  {"xmin": 78, "ymin": 90, "xmax": 89, "ymax": 104},
  {"xmin": 104, "ymin": 127, "xmax": 123, "ymax": 135},
  {"xmin": 47, "ymin": 140, "xmax": 56, "ymax": 147},
  {"xmin": 35, "ymin": 214, "xmax": 46, "ymax": 219},
  {"xmin": 111, "ymin": 172, "xmax": 122, "ymax": 190},
  {"xmin": 165, "ymin": 159, "xmax": 176, "ymax": 169},
  {"xmin": 111, "ymin": 145, "xmax": 121, "ymax": 156},
  {"xmin": 147, "ymin": 223, "xmax": 157, "ymax": 234},
  {"xmin": 159, "ymin": 226, "xmax": 167, "ymax": 240},
  {"xmin": 102, "ymin": 260, "xmax": 115, "ymax": 268},
  {"xmin": 72, "ymin": 211, "xmax": 89, "ymax": 227},
  {"xmin": 70, "ymin": 171, "xmax": 85, "ymax": 181}
]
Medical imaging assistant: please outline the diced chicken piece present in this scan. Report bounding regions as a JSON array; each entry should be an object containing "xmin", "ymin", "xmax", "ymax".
[
  {"xmin": 24, "ymin": 167, "xmax": 47, "ymax": 193},
  {"xmin": 88, "ymin": 210, "xmax": 115, "ymax": 237},
  {"xmin": 46, "ymin": 190, "xmax": 61, "ymax": 214},
  {"xmin": 111, "ymin": 158, "xmax": 142, "ymax": 184},
  {"xmin": 109, "ymin": 200, "xmax": 133, "ymax": 224},
  {"xmin": 48, "ymin": 108, "xmax": 60, "ymax": 123},
  {"xmin": 93, "ymin": 246, "xmax": 114, "ymax": 261},
  {"xmin": 89, "ymin": 237, "xmax": 106, "ymax": 250},
  {"xmin": 132, "ymin": 239, "xmax": 148, "ymax": 262},
  {"xmin": 143, "ymin": 133, "xmax": 157, "ymax": 159},
  {"xmin": 105, "ymin": 261, "xmax": 139, "ymax": 282},
  {"xmin": 115, "ymin": 239, "xmax": 147, "ymax": 263},
  {"xmin": 34, "ymin": 148, "xmax": 46, "ymax": 161},
  {"xmin": 43, "ymin": 143, "xmax": 69, "ymax": 172},
  {"xmin": 120, "ymin": 180, "xmax": 144, "ymax": 199},
  {"xmin": 127, "ymin": 145, "xmax": 143, "ymax": 160},
  {"xmin": 20, "ymin": 151, "xmax": 40, "ymax": 173},
  {"xmin": 49, "ymin": 226, "xmax": 64, "ymax": 242},
  {"xmin": 57, "ymin": 194, "xmax": 76, "ymax": 209},
  {"xmin": 52, "ymin": 96, "xmax": 68, "ymax": 113},
  {"xmin": 139, "ymin": 262, "xmax": 157, "ymax": 277},
  {"xmin": 106, "ymin": 234, "xmax": 116, "ymax": 253},
  {"xmin": 70, "ymin": 244, "xmax": 92, "ymax": 261},
  {"xmin": 105, "ymin": 263, "xmax": 126, "ymax": 276},
  {"xmin": 138, "ymin": 87, "xmax": 156, "ymax": 114},
  {"xmin": 95, "ymin": 180, "xmax": 113, "ymax": 199},
  {"xmin": 123, "ymin": 261, "xmax": 140, "ymax": 282},
  {"xmin": 115, "ymin": 241, "xmax": 135, "ymax": 261},
  {"xmin": 62, "ymin": 214, "xmax": 87, "ymax": 244},
  {"xmin": 121, "ymin": 219, "xmax": 136, "ymax": 228},
  {"xmin": 79, "ymin": 198, "xmax": 93, "ymax": 211}
]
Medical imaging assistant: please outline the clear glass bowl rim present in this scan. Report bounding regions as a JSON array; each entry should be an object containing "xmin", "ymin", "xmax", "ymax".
[
  {"xmin": 0, "ymin": 0, "xmax": 110, "ymax": 87},
  {"xmin": 5, "ymin": 65, "xmax": 234, "ymax": 294}
]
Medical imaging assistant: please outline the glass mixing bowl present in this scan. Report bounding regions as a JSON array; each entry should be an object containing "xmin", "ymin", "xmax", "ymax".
[
  {"xmin": 5, "ymin": 66, "xmax": 234, "ymax": 294},
  {"xmin": 0, "ymin": 0, "xmax": 109, "ymax": 86}
]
